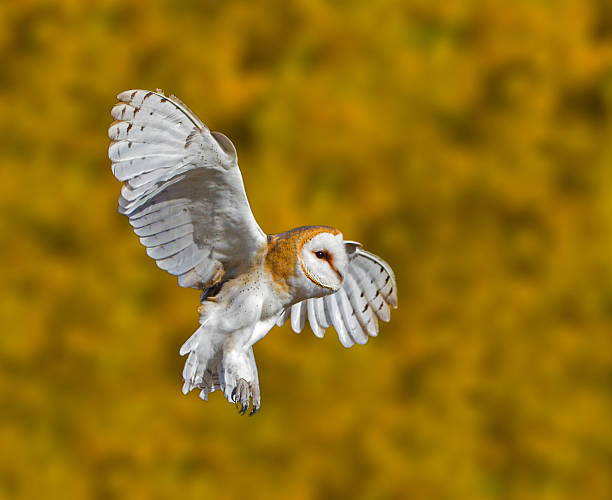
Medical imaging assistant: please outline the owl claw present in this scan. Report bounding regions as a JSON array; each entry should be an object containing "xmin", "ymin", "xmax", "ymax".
[
  {"xmin": 233, "ymin": 378, "xmax": 251, "ymax": 415},
  {"xmin": 231, "ymin": 378, "xmax": 261, "ymax": 416},
  {"xmin": 248, "ymin": 404, "xmax": 260, "ymax": 416},
  {"xmin": 250, "ymin": 383, "xmax": 261, "ymax": 415}
]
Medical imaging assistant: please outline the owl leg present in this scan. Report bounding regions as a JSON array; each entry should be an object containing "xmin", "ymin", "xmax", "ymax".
[
  {"xmin": 231, "ymin": 348, "xmax": 261, "ymax": 415},
  {"xmin": 180, "ymin": 321, "xmax": 225, "ymax": 398},
  {"xmin": 231, "ymin": 378, "xmax": 260, "ymax": 416},
  {"xmin": 232, "ymin": 379, "xmax": 251, "ymax": 415},
  {"xmin": 222, "ymin": 346, "xmax": 261, "ymax": 415},
  {"xmin": 246, "ymin": 347, "xmax": 260, "ymax": 415}
]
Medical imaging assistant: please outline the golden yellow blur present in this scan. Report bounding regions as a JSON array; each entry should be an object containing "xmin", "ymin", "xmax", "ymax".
[{"xmin": 1, "ymin": 1, "xmax": 612, "ymax": 498}]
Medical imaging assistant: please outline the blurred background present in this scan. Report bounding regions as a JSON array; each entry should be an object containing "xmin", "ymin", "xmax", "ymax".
[{"xmin": 1, "ymin": 0, "xmax": 612, "ymax": 498}]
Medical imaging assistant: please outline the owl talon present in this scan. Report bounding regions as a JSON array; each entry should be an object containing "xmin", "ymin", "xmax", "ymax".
[
  {"xmin": 249, "ymin": 404, "xmax": 260, "ymax": 416},
  {"xmin": 250, "ymin": 383, "xmax": 261, "ymax": 415},
  {"xmin": 231, "ymin": 378, "xmax": 261, "ymax": 416},
  {"xmin": 234, "ymin": 378, "xmax": 252, "ymax": 415}
]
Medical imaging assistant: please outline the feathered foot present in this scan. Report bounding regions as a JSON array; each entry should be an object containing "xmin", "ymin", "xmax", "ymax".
[{"xmin": 231, "ymin": 378, "xmax": 261, "ymax": 416}]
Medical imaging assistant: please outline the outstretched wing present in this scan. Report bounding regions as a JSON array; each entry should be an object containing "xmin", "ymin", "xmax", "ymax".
[
  {"xmin": 108, "ymin": 89, "xmax": 267, "ymax": 288},
  {"xmin": 277, "ymin": 242, "xmax": 398, "ymax": 347}
]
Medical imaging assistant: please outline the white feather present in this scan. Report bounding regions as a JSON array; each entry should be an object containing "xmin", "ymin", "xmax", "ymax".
[
  {"xmin": 156, "ymin": 244, "xmax": 202, "ymax": 275},
  {"xmin": 128, "ymin": 200, "xmax": 190, "ymax": 228},
  {"xmin": 350, "ymin": 263, "xmax": 391, "ymax": 322},
  {"xmin": 314, "ymin": 297, "xmax": 330, "ymax": 329},
  {"xmin": 177, "ymin": 258, "xmax": 223, "ymax": 288},
  {"xmin": 132, "ymin": 213, "xmax": 192, "ymax": 237},
  {"xmin": 307, "ymin": 299, "xmax": 324, "ymax": 338},
  {"xmin": 276, "ymin": 308, "xmax": 290, "ymax": 327},
  {"xmin": 337, "ymin": 288, "xmax": 368, "ymax": 345},
  {"xmin": 344, "ymin": 272, "xmax": 378, "ymax": 337},
  {"xmin": 108, "ymin": 120, "xmax": 185, "ymax": 146},
  {"xmin": 325, "ymin": 294, "xmax": 354, "ymax": 348},
  {"xmin": 291, "ymin": 301, "xmax": 306, "ymax": 333},
  {"xmin": 108, "ymin": 89, "xmax": 266, "ymax": 290},
  {"xmin": 353, "ymin": 249, "xmax": 398, "ymax": 307},
  {"xmin": 113, "ymin": 155, "xmax": 182, "ymax": 182},
  {"xmin": 145, "ymin": 234, "xmax": 193, "ymax": 261},
  {"xmin": 139, "ymin": 224, "xmax": 194, "ymax": 248}
]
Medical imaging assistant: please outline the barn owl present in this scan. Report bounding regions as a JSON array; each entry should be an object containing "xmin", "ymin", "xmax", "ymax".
[{"xmin": 108, "ymin": 89, "xmax": 397, "ymax": 415}]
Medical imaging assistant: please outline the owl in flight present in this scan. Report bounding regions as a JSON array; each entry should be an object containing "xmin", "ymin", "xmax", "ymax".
[{"xmin": 108, "ymin": 90, "xmax": 397, "ymax": 415}]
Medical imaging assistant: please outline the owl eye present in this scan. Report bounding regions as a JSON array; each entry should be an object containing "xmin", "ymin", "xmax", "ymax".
[{"xmin": 315, "ymin": 251, "xmax": 326, "ymax": 259}]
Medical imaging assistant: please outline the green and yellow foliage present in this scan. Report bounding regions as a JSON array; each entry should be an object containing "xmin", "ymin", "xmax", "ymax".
[{"xmin": 1, "ymin": 1, "xmax": 612, "ymax": 498}]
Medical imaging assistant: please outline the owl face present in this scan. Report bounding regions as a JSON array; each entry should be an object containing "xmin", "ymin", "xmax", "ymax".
[{"xmin": 299, "ymin": 231, "xmax": 348, "ymax": 292}]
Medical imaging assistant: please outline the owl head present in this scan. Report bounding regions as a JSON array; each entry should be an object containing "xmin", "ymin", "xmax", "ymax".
[
  {"xmin": 266, "ymin": 226, "xmax": 350, "ymax": 302},
  {"xmin": 298, "ymin": 229, "xmax": 348, "ymax": 295}
]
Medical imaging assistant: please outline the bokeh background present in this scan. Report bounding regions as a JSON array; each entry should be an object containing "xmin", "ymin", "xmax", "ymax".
[{"xmin": 2, "ymin": 1, "xmax": 612, "ymax": 498}]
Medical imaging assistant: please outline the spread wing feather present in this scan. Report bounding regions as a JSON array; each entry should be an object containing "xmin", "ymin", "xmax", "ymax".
[
  {"xmin": 283, "ymin": 242, "xmax": 397, "ymax": 347},
  {"xmin": 307, "ymin": 299, "xmax": 324, "ymax": 338},
  {"xmin": 108, "ymin": 89, "xmax": 266, "ymax": 289}
]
